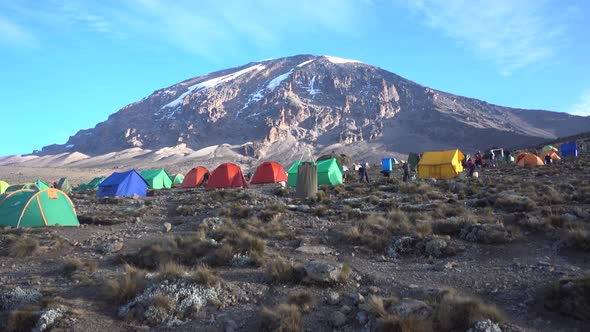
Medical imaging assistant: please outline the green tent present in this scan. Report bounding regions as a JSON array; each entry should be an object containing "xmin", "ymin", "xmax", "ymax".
[
  {"xmin": 0, "ymin": 189, "xmax": 79, "ymax": 227},
  {"xmin": 287, "ymin": 160, "xmax": 303, "ymax": 187},
  {"xmin": 5, "ymin": 183, "xmax": 41, "ymax": 193},
  {"xmin": 287, "ymin": 158, "xmax": 343, "ymax": 187},
  {"xmin": 0, "ymin": 181, "xmax": 8, "ymax": 194},
  {"xmin": 77, "ymin": 176, "xmax": 106, "ymax": 191},
  {"xmin": 140, "ymin": 169, "xmax": 173, "ymax": 189},
  {"xmin": 542, "ymin": 145, "xmax": 556, "ymax": 152},
  {"xmin": 37, "ymin": 180, "xmax": 50, "ymax": 190},
  {"xmin": 172, "ymin": 174, "xmax": 185, "ymax": 186},
  {"xmin": 57, "ymin": 177, "xmax": 73, "ymax": 194},
  {"xmin": 408, "ymin": 153, "xmax": 420, "ymax": 171}
]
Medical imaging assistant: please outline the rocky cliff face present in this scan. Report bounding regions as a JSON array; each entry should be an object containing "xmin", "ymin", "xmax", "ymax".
[{"xmin": 39, "ymin": 55, "xmax": 590, "ymax": 158}]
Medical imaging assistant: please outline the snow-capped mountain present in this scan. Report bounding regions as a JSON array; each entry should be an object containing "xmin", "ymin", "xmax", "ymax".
[{"xmin": 38, "ymin": 54, "xmax": 590, "ymax": 159}]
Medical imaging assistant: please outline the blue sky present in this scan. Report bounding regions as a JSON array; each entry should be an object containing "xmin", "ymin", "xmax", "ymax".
[{"xmin": 1, "ymin": 0, "xmax": 589, "ymax": 156}]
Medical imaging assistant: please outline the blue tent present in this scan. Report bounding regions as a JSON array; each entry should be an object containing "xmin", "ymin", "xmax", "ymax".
[
  {"xmin": 97, "ymin": 170, "xmax": 148, "ymax": 198},
  {"xmin": 560, "ymin": 142, "xmax": 578, "ymax": 157},
  {"xmin": 382, "ymin": 158, "xmax": 393, "ymax": 172}
]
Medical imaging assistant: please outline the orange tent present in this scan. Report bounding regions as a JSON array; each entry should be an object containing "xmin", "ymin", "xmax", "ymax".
[
  {"xmin": 250, "ymin": 161, "xmax": 288, "ymax": 185},
  {"xmin": 515, "ymin": 152, "xmax": 544, "ymax": 167},
  {"xmin": 539, "ymin": 149, "xmax": 561, "ymax": 161},
  {"xmin": 181, "ymin": 166, "xmax": 210, "ymax": 188},
  {"xmin": 205, "ymin": 163, "xmax": 248, "ymax": 189}
]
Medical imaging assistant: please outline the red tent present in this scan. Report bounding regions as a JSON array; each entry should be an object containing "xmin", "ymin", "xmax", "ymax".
[
  {"xmin": 181, "ymin": 166, "xmax": 209, "ymax": 188},
  {"xmin": 250, "ymin": 161, "xmax": 288, "ymax": 185},
  {"xmin": 205, "ymin": 163, "xmax": 248, "ymax": 189}
]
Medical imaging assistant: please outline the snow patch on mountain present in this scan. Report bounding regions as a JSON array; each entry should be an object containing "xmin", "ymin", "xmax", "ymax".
[
  {"xmin": 308, "ymin": 75, "xmax": 320, "ymax": 95},
  {"xmin": 296, "ymin": 59, "xmax": 315, "ymax": 68},
  {"xmin": 162, "ymin": 64, "xmax": 266, "ymax": 109},
  {"xmin": 239, "ymin": 59, "xmax": 316, "ymax": 117},
  {"xmin": 324, "ymin": 55, "xmax": 361, "ymax": 64}
]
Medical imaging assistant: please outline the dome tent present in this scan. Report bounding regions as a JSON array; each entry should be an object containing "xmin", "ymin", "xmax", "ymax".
[
  {"xmin": 181, "ymin": 167, "xmax": 210, "ymax": 188},
  {"xmin": 250, "ymin": 161, "xmax": 288, "ymax": 185},
  {"xmin": 172, "ymin": 174, "xmax": 185, "ymax": 186},
  {"xmin": 140, "ymin": 169, "xmax": 173, "ymax": 190},
  {"xmin": 0, "ymin": 189, "xmax": 79, "ymax": 227},
  {"xmin": 205, "ymin": 163, "xmax": 248, "ymax": 189},
  {"xmin": 98, "ymin": 170, "xmax": 148, "ymax": 197}
]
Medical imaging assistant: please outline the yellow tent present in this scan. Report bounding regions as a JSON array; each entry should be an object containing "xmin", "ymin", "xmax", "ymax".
[
  {"xmin": 0, "ymin": 181, "xmax": 8, "ymax": 194},
  {"xmin": 417, "ymin": 149, "xmax": 465, "ymax": 179}
]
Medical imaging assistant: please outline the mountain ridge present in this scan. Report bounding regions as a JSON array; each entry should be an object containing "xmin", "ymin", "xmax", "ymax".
[{"xmin": 35, "ymin": 54, "xmax": 590, "ymax": 163}]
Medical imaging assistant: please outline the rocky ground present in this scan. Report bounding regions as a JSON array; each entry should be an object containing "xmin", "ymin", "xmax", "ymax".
[{"xmin": 1, "ymin": 153, "xmax": 589, "ymax": 331}]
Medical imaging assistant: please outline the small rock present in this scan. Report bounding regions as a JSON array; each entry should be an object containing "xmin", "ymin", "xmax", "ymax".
[
  {"xmin": 297, "ymin": 205, "xmax": 311, "ymax": 213},
  {"xmin": 348, "ymin": 292, "xmax": 365, "ymax": 305},
  {"xmin": 163, "ymin": 222, "xmax": 172, "ymax": 233},
  {"xmin": 367, "ymin": 286, "xmax": 380, "ymax": 294},
  {"xmin": 327, "ymin": 292, "xmax": 340, "ymax": 305},
  {"xmin": 393, "ymin": 299, "xmax": 432, "ymax": 319},
  {"xmin": 331, "ymin": 311, "xmax": 347, "ymax": 327},
  {"xmin": 296, "ymin": 245, "xmax": 334, "ymax": 255},
  {"xmin": 340, "ymin": 305, "xmax": 352, "ymax": 314},
  {"xmin": 356, "ymin": 310, "xmax": 369, "ymax": 325},
  {"xmin": 433, "ymin": 261, "xmax": 459, "ymax": 271},
  {"xmin": 223, "ymin": 318, "xmax": 238, "ymax": 332},
  {"xmin": 467, "ymin": 319, "xmax": 502, "ymax": 332}
]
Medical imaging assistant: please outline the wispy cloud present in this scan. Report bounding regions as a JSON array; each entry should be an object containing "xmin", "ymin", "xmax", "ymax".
[
  {"xmin": 121, "ymin": 0, "xmax": 374, "ymax": 57},
  {"xmin": 0, "ymin": 0, "xmax": 375, "ymax": 54},
  {"xmin": 570, "ymin": 89, "xmax": 590, "ymax": 116},
  {"xmin": 0, "ymin": 16, "xmax": 38, "ymax": 48},
  {"xmin": 396, "ymin": 0, "xmax": 573, "ymax": 75}
]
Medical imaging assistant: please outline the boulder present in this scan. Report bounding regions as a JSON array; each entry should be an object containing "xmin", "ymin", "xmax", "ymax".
[
  {"xmin": 387, "ymin": 236, "xmax": 417, "ymax": 257},
  {"xmin": 303, "ymin": 260, "xmax": 342, "ymax": 283},
  {"xmin": 393, "ymin": 299, "xmax": 433, "ymax": 319},
  {"xmin": 295, "ymin": 245, "xmax": 334, "ymax": 255},
  {"xmin": 461, "ymin": 224, "xmax": 511, "ymax": 244},
  {"xmin": 424, "ymin": 238, "xmax": 448, "ymax": 257},
  {"xmin": 467, "ymin": 319, "xmax": 502, "ymax": 332},
  {"xmin": 0, "ymin": 286, "xmax": 42, "ymax": 311},
  {"xmin": 34, "ymin": 308, "xmax": 64, "ymax": 332},
  {"xmin": 163, "ymin": 222, "xmax": 172, "ymax": 233},
  {"xmin": 331, "ymin": 311, "xmax": 347, "ymax": 327},
  {"xmin": 97, "ymin": 240, "xmax": 124, "ymax": 254}
]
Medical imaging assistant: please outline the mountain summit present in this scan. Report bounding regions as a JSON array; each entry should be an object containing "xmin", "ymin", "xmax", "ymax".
[{"xmin": 39, "ymin": 54, "xmax": 590, "ymax": 160}]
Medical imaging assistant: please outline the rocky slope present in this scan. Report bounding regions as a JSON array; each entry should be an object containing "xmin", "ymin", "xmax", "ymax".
[{"xmin": 39, "ymin": 54, "xmax": 590, "ymax": 160}]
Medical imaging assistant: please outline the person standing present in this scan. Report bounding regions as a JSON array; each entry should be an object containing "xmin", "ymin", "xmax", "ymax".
[{"xmin": 402, "ymin": 161, "xmax": 410, "ymax": 182}]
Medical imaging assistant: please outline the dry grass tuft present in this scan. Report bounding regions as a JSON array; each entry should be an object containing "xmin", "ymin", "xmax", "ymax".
[
  {"xmin": 368, "ymin": 295, "xmax": 388, "ymax": 318},
  {"xmin": 338, "ymin": 260, "xmax": 351, "ymax": 283},
  {"xmin": 63, "ymin": 258, "xmax": 97, "ymax": 281},
  {"xmin": 7, "ymin": 236, "xmax": 40, "ymax": 258},
  {"xmin": 433, "ymin": 292, "xmax": 503, "ymax": 331},
  {"xmin": 5, "ymin": 309, "xmax": 39, "ymax": 332},
  {"xmin": 287, "ymin": 290, "xmax": 315, "ymax": 313},
  {"xmin": 562, "ymin": 229, "xmax": 590, "ymax": 252},
  {"xmin": 266, "ymin": 256, "xmax": 305, "ymax": 284},
  {"xmin": 341, "ymin": 211, "xmax": 426, "ymax": 252},
  {"xmin": 544, "ymin": 276, "xmax": 590, "ymax": 321},
  {"xmin": 104, "ymin": 264, "xmax": 147, "ymax": 304},
  {"xmin": 188, "ymin": 265, "xmax": 220, "ymax": 288},
  {"xmin": 260, "ymin": 303, "xmax": 302, "ymax": 332}
]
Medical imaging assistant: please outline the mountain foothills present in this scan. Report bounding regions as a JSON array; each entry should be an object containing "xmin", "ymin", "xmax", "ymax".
[{"xmin": 39, "ymin": 54, "xmax": 589, "ymax": 163}]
